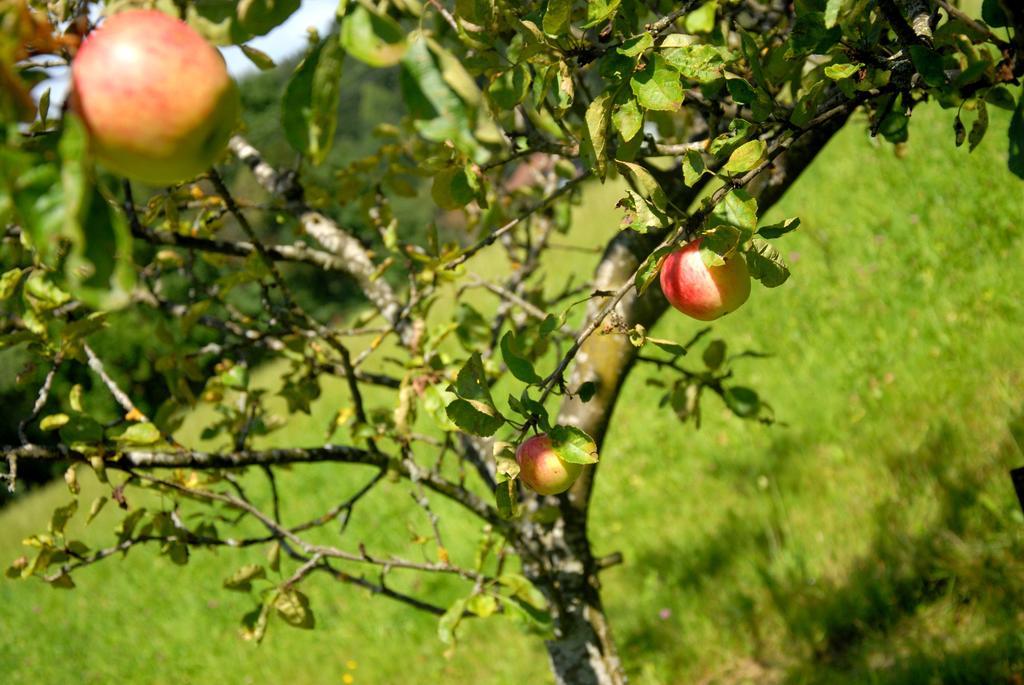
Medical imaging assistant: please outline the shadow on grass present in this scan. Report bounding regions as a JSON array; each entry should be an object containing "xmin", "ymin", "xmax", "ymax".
[
  {"xmin": 769, "ymin": 417, "xmax": 1024, "ymax": 682},
  {"xmin": 624, "ymin": 412, "xmax": 1024, "ymax": 683}
]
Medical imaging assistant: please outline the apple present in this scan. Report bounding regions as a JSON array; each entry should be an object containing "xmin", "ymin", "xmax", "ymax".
[
  {"xmin": 659, "ymin": 238, "xmax": 751, "ymax": 320},
  {"xmin": 515, "ymin": 434, "xmax": 583, "ymax": 496},
  {"xmin": 70, "ymin": 9, "xmax": 240, "ymax": 186}
]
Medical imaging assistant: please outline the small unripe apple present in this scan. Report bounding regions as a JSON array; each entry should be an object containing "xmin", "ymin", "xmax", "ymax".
[
  {"xmin": 659, "ymin": 238, "xmax": 751, "ymax": 320},
  {"xmin": 515, "ymin": 434, "xmax": 582, "ymax": 496},
  {"xmin": 70, "ymin": 9, "xmax": 240, "ymax": 185}
]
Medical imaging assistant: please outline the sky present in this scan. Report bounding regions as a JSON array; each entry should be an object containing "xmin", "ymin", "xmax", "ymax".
[{"xmin": 37, "ymin": 0, "xmax": 340, "ymax": 104}]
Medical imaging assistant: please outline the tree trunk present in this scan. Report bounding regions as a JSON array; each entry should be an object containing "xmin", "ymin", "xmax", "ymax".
[
  {"xmin": 544, "ymin": 593, "xmax": 624, "ymax": 685},
  {"xmin": 521, "ymin": 496, "xmax": 625, "ymax": 685},
  {"xmin": 532, "ymin": 114, "xmax": 852, "ymax": 684}
]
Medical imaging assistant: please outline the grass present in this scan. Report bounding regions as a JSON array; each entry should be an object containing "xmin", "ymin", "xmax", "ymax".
[{"xmin": 3, "ymin": 103, "xmax": 1024, "ymax": 684}]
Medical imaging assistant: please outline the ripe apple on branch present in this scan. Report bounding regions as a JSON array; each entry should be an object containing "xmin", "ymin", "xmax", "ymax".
[{"xmin": 70, "ymin": 9, "xmax": 240, "ymax": 186}]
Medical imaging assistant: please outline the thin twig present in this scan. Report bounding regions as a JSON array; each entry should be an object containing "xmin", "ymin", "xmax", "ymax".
[
  {"xmin": 930, "ymin": 0, "xmax": 1010, "ymax": 49},
  {"xmin": 17, "ymin": 354, "xmax": 62, "ymax": 444},
  {"xmin": 444, "ymin": 173, "xmax": 590, "ymax": 270},
  {"xmin": 83, "ymin": 343, "xmax": 149, "ymax": 421}
]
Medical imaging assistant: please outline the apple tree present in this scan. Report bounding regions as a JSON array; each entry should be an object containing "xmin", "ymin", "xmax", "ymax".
[{"xmin": 2, "ymin": 0, "xmax": 1023, "ymax": 682}]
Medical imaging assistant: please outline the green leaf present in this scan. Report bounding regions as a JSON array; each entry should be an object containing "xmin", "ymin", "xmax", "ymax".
[
  {"xmin": 711, "ymin": 189, "xmax": 759, "ymax": 234},
  {"xmin": 758, "ymin": 217, "xmax": 800, "ymax": 239},
  {"xmin": 446, "ymin": 353, "xmax": 505, "ymax": 437},
  {"xmin": 432, "ymin": 166, "xmax": 481, "ymax": 210},
  {"xmin": 618, "ymin": 33, "xmax": 653, "ymax": 57},
  {"xmin": 275, "ymin": 588, "xmax": 315, "ymax": 628},
  {"xmin": 682, "ymin": 149, "xmax": 707, "ymax": 187},
  {"xmin": 488, "ymin": 64, "xmax": 531, "ymax": 109},
  {"xmin": 501, "ymin": 595, "xmax": 554, "ymax": 637},
  {"xmin": 879, "ymin": 109, "xmax": 909, "ymax": 144},
  {"xmin": 824, "ymin": 0, "xmax": 845, "ymax": 28},
  {"xmin": 631, "ymin": 55, "xmax": 684, "ymax": 111},
  {"xmin": 427, "ymin": 38, "xmax": 483, "ymax": 108},
  {"xmin": 647, "ymin": 337, "xmax": 689, "ymax": 356},
  {"xmin": 581, "ymin": 91, "xmax": 613, "ymax": 179},
  {"xmin": 40, "ymin": 414, "xmax": 70, "ymax": 432},
  {"xmin": 612, "ymin": 96, "xmax": 643, "ymax": 142},
  {"xmin": 0, "ymin": 268, "xmax": 23, "ymax": 300},
  {"xmin": 496, "ymin": 479, "xmax": 517, "ymax": 519},
  {"xmin": 685, "ymin": 1, "xmax": 718, "ymax": 33},
  {"xmin": 701, "ymin": 225, "xmax": 742, "ymax": 264},
  {"xmin": 542, "ymin": 0, "xmax": 572, "ymax": 36},
  {"xmin": 240, "ymin": 600, "xmax": 272, "ymax": 643},
  {"xmin": 240, "ymin": 44, "xmax": 276, "ymax": 70},
  {"xmin": 726, "ymin": 78, "xmax": 757, "ymax": 105},
  {"xmin": 616, "ymin": 188, "xmax": 670, "ymax": 233},
  {"xmin": 224, "ymin": 564, "xmax": 266, "ymax": 592},
  {"xmin": 446, "ymin": 399, "xmax": 504, "ymax": 437},
  {"xmin": 909, "ymin": 46, "xmax": 946, "ymax": 89},
  {"xmin": 400, "ymin": 37, "xmax": 480, "ymax": 158},
  {"xmin": 548, "ymin": 425, "xmax": 599, "ymax": 465},
  {"xmin": 501, "ymin": 332, "xmax": 542, "ymax": 385},
  {"xmin": 232, "ymin": 0, "xmax": 301, "ymax": 42},
  {"xmin": 724, "ymin": 386, "xmax": 760, "ymax": 418},
  {"xmin": 824, "ymin": 62, "xmax": 862, "ymax": 80},
  {"xmin": 497, "ymin": 573, "xmax": 549, "ymax": 610},
  {"xmin": 553, "ymin": 60, "xmax": 575, "ymax": 113},
  {"xmin": 1010, "ymin": 95, "xmax": 1024, "ymax": 180},
  {"xmin": 281, "ymin": 33, "xmax": 345, "ymax": 165},
  {"xmin": 723, "ymin": 139, "xmax": 766, "ymax": 175},
  {"xmin": 636, "ymin": 245, "xmax": 673, "ymax": 295},
  {"xmin": 64, "ymin": 465, "xmax": 79, "ymax": 495},
  {"xmin": 710, "ymin": 118, "xmax": 755, "ymax": 157},
  {"xmin": 63, "ymin": 312, "xmax": 108, "ymax": 345},
  {"xmin": 738, "ymin": 29, "xmax": 769, "ymax": 91},
  {"xmin": 985, "ymin": 86, "xmax": 1016, "ymax": 111},
  {"xmin": 455, "ymin": 0, "xmax": 493, "ymax": 25},
  {"xmin": 661, "ymin": 41, "xmax": 725, "ymax": 84},
  {"xmin": 981, "ymin": 0, "xmax": 1008, "ymax": 28},
  {"xmin": 968, "ymin": 101, "xmax": 988, "ymax": 152},
  {"xmin": 340, "ymin": 4, "xmax": 407, "ymax": 67},
  {"xmin": 789, "ymin": 81, "xmax": 827, "ymax": 128},
  {"xmin": 787, "ymin": 12, "xmax": 841, "ymax": 57},
  {"xmin": 467, "ymin": 593, "xmax": 499, "ymax": 618},
  {"xmin": 438, "ymin": 598, "xmax": 467, "ymax": 644},
  {"xmin": 745, "ymin": 238, "xmax": 790, "ymax": 287},
  {"xmin": 114, "ymin": 422, "xmax": 162, "ymax": 446},
  {"xmin": 23, "ymin": 271, "xmax": 70, "ymax": 312},
  {"xmin": 423, "ymin": 384, "xmax": 459, "ymax": 432},
  {"xmin": 220, "ymin": 364, "xmax": 250, "ymax": 390},
  {"xmin": 267, "ymin": 541, "xmax": 281, "ymax": 573},
  {"xmin": 616, "ymin": 161, "xmax": 668, "ymax": 211},
  {"xmin": 59, "ymin": 415, "xmax": 103, "ymax": 446},
  {"xmin": 86, "ymin": 496, "xmax": 107, "ymax": 525},
  {"xmin": 583, "ymin": 0, "xmax": 621, "ymax": 27}
]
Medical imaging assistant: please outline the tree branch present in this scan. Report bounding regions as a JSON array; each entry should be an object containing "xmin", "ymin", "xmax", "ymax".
[
  {"xmin": 227, "ymin": 136, "xmax": 419, "ymax": 349},
  {"xmin": 10, "ymin": 443, "xmax": 518, "ymax": 542}
]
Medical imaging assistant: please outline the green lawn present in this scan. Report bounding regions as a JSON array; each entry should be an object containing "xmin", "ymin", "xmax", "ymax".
[{"xmin": 3, "ymin": 104, "xmax": 1024, "ymax": 684}]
